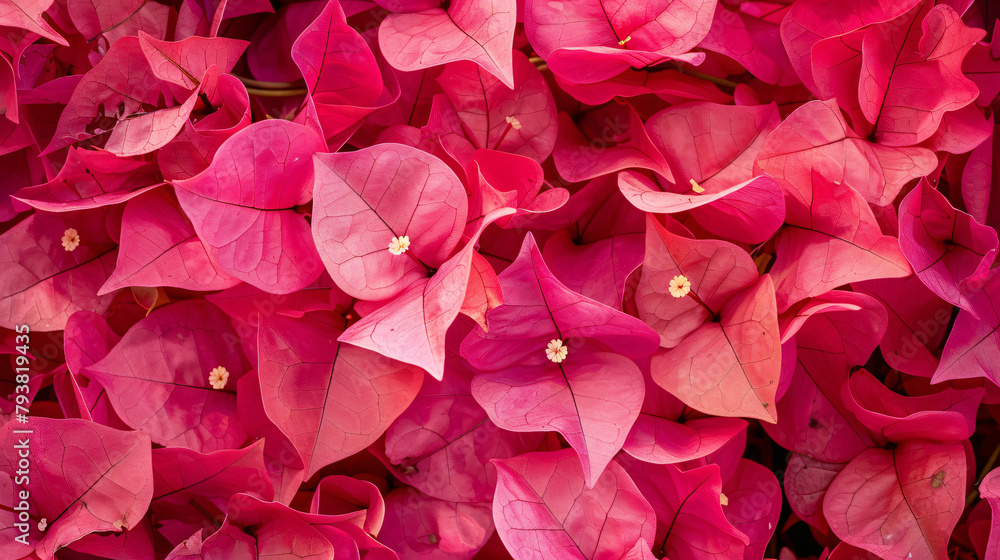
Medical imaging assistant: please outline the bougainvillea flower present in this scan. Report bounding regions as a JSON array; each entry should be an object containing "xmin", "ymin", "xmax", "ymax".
[
  {"xmin": 292, "ymin": 0, "xmax": 401, "ymax": 147},
  {"xmin": 14, "ymin": 148, "xmax": 163, "ymax": 212},
  {"xmin": 898, "ymin": 179, "xmax": 998, "ymax": 313},
  {"xmin": 524, "ymin": 0, "xmax": 715, "ymax": 84},
  {"xmin": 934, "ymin": 269, "xmax": 1000, "ymax": 388},
  {"xmin": 623, "ymin": 373, "xmax": 748, "ymax": 466},
  {"xmin": 553, "ymin": 103, "xmax": 669, "ymax": 184},
  {"xmin": 462, "ymin": 233, "xmax": 659, "ymax": 371},
  {"xmin": 257, "ymin": 309, "xmax": 423, "ymax": 478},
  {"xmin": 754, "ymin": 99, "xmax": 937, "ymax": 207},
  {"xmin": 174, "ymin": 119, "xmax": 327, "ymax": 294},
  {"xmin": 3, "ymin": 1, "xmax": 1000, "ymax": 558},
  {"xmin": 378, "ymin": 0, "xmax": 517, "ymax": 88},
  {"xmin": 824, "ymin": 439, "xmax": 967, "ymax": 560},
  {"xmin": 620, "ymin": 455, "xmax": 749, "ymax": 560},
  {"xmin": 0, "ymin": 208, "xmax": 118, "ymax": 331},
  {"xmin": 85, "ymin": 300, "xmax": 250, "ymax": 452},
  {"xmin": 853, "ymin": 275, "xmax": 953, "ymax": 378},
  {"xmin": 981, "ymin": 468, "xmax": 1000, "ymax": 560},
  {"xmin": 436, "ymin": 51, "xmax": 558, "ymax": 164},
  {"xmin": 764, "ymin": 290, "xmax": 887, "ymax": 463},
  {"xmin": 493, "ymin": 449, "xmax": 656, "ymax": 559},
  {"xmin": 0, "ymin": 418, "xmax": 152, "ymax": 559},
  {"xmin": 651, "ymin": 273, "xmax": 782, "ymax": 423},
  {"xmin": 44, "ymin": 36, "xmax": 203, "ymax": 156},
  {"xmin": 312, "ymin": 142, "xmax": 468, "ymax": 301},
  {"xmin": 769, "ymin": 169, "xmax": 911, "ymax": 311},
  {"xmin": 376, "ymin": 357, "xmax": 541, "ymax": 503},
  {"xmin": 637, "ymin": 215, "xmax": 760, "ymax": 347}
]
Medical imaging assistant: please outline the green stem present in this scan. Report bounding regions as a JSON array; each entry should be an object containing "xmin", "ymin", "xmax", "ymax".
[{"xmin": 678, "ymin": 68, "xmax": 739, "ymax": 89}]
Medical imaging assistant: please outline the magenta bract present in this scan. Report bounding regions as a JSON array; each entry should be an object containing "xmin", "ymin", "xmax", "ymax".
[{"xmin": 3, "ymin": 2, "xmax": 1000, "ymax": 559}]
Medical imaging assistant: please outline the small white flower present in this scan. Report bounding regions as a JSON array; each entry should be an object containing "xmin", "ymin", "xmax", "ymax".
[
  {"xmin": 689, "ymin": 179, "xmax": 705, "ymax": 193},
  {"xmin": 37, "ymin": 518, "xmax": 47, "ymax": 531},
  {"xmin": 505, "ymin": 116, "xmax": 522, "ymax": 130},
  {"xmin": 389, "ymin": 235, "xmax": 411, "ymax": 255},
  {"xmin": 720, "ymin": 493, "xmax": 729, "ymax": 507},
  {"xmin": 669, "ymin": 275, "xmax": 691, "ymax": 298},
  {"xmin": 61, "ymin": 228, "xmax": 80, "ymax": 251},
  {"xmin": 208, "ymin": 366, "xmax": 230, "ymax": 390},
  {"xmin": 545, "ymin": 339, "xmax": 568, "ymax": 363}
]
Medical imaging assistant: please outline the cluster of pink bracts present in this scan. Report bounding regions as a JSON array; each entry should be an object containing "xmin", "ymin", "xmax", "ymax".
[{"xmin": 2, "ymin": 0, "xmax": 1000, "ymax": 559}]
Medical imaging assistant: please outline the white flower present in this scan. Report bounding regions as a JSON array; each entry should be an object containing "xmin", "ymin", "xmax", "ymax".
[
  {"xmin": 689, "ymin": 179, "xmax": 705, "ymax": 193},
  {"xmin": 61, "ymin": 228, "xmax": 80, "ymax": 251},
  {"xmin": 545, "ymin": 339, "xmax": 568, "ymax": 363},
  {"xmin": 208, "ymin": 366, "xmax": 230, "ymax": 390},
  {"xmin": 388, "ymin": 235, "xmax": 411, "ymax": 255},
  {"xmin": 669, "ymin": 275, "xmax": 691, "ymax": 298},
  {"xmin": 37, "ymin": 518, "xmax": 47, "ymax": 531},
  {"xmin": 505, "ymin": 116, "xmax": 522, "ymax": 130},
  {"xmin": 720, "ymin": 493, "xmax": 729, "ymax": 507}
]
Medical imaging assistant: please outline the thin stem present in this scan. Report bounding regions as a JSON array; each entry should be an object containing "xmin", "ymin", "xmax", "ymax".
[
  {"xmin": 966, "ymin": 441, "xmax": 1000, "ymax": 508},
  {"xmin": 0, "ymin": 503, "xmax": 39, "ymax": 520},
  {"xmin": 234, "ymin": 74, "xmax": 307, "ymax": 90},
  {"xmin": 189, "ymin": 499, "xmax": 223, "ymax": 530},
  {"xmin": 677, "ymin": 68, "xmax": 739, "ymax": 89},
  {"xmin": 677, "ymin": 405, "xmax": 689, "ymax": 422},
  {"xmin": 493, "ymin": 122, "xmax": 514, "ymax": 150},
  {"xmin": 198, "ymin": 92, "xmax": 215, "ymax": 113},
  {"xmin": 245, "ymin": 87, "xmax": 309, "ymax": 97},
  {"xmin": 687, "ymin": 290, "xmax": 716, "ymax": 319}
]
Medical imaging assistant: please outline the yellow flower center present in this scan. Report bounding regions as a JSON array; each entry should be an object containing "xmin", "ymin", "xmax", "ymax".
[
  {"xmin": 668, "ymin": 275, "xmax": 691, "ymax": 298},
  {"xmin": 389, "ymin": 235, "xmax": 411, "ymax": 255},
  {"xmin": 208, "ymin": 366, "xmax": 230, "ymax": 390},
  {"xmin": 61, "ymin": 228, "xmax": 80, "ymax": 251},
  {"xmin": 545, "ymin": 339, "xmax": 568, "ymax": 363}
]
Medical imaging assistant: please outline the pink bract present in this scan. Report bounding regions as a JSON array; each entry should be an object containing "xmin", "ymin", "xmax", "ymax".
[{"xmin": 2, "ymin": 2, "xmax": 999, "ymax": 559}]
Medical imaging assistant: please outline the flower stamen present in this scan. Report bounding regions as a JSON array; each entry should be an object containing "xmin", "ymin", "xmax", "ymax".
[
  {"xmin": 61, "ymin": 228, "xmax": 80, "ymax": 251},
  {"xmin": 389, "ymin": 235, "xmax": 411, "ymax": 255},
  {"xmin": 208, "ymin": 366, "xmax": 230, "ymax": 390},
  {"xmin": 545, "ymin": 339, "xmax": 568, "ymax": 363},
  {"xmin": 494, "ymin": 117, "xmax": 521, "ymax": 149},
  {"xmin": 669, "ymin": 275, "xmax": 691, "ymax": 298}
]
